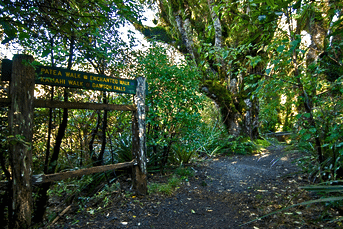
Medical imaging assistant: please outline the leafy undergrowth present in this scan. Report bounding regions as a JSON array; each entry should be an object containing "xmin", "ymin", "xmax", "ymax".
[
  {"xmin": 241, "ymin": 181, "xmax": 343, "ymax": 228},
  {"xmin": 47, "ymin": 147, "xmax": 342, "ymax": 229}
]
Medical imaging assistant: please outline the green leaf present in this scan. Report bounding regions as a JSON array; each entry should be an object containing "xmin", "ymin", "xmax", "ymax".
[
  {"xmin": 277, "ymin": 45, "xmax": 285, "ymax": 53},
  {"xmin": 301, "ymin": 185, "xmax": 343, "ymax": 193},
  {"xmin": 299, "ymin": 128, "xmax": 310, "ymax": 139},
  {"xmin": 303, "ymin": 133, "xmax": 311, "ymax": 141},
  {"xmin": 265, "ymin": 0, "xmax": 276, "ymax": 8},
  {"xmin": 42, "ymin": 49, "xmax": 51, "ymax": 58},
  {"xmin": 222, "ymin": 50, "xmax": 229, "ymax": 59},
  {"xmin": 309, "ymin": 128, "xmax": 316, "ymax": 134},
  {"xmin": 303, "ymin": 113, "xmax": 311, "ymax": 118},
  {"xmin": 265, "ymin": 68, "xmax": 272, "ymax": 75},
  {"xmin": 258, "ymin": 15, "xmax": 267, "ymax": 21},
  {"xmin": 289, "ymin": 39, "xmax": 301, "ymax": 51}
]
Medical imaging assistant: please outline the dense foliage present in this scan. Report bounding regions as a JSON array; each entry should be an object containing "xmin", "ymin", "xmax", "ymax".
[
  {"xmin": 0, "ymin": 0, "xmax": 343, "ymax": 227},
  {"xmin": 136, "ymin": 0, "xmax": 343, "ymax": 180},
  {"xmin": 133, "ymin": 45, "xmax": 205, "ymax": 170}
]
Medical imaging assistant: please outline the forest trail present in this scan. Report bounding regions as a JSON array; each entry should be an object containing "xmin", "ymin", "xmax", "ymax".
[{"xmin": 51, "ymin": 146, "xmax": 340, "ymax": 229}]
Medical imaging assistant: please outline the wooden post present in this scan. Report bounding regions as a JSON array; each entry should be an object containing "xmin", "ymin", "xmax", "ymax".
[
  {"xmin": 132, "ymin": 77, "xmax": 147, "ymax": 195},
  {"xmin": 8, "ymin": 54, "xmax": 35, "ymax": 228}
]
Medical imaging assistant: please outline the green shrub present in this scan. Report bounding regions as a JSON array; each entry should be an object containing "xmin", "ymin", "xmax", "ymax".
[
  {"xmin": 226, "ymin": 136, "xmax": 257, "ymax": 155},
  {"xmin": 254, "ymin": 138, "xmax": 271, "ymax": 148},
  {"xmin": 133, "ymin": 44, "xmax": 205, "ymax": 171},
  {"xmin": 148, "ymin": 168, "xmax": 194, "ymax": 196},
  {"xmin": 175, "ymin": 167, "xmax": 194, "ymax": 177},
  {"xmin": 171, "ymin": 144, "xmax": 195, "ymax": 165},
  {"xmin": 148, "ymin": 177, "xmax": 181, "ymax": 196},
  {"xmin": 112, "ymin": 133, "xmax": 132, "ymax": 163}
]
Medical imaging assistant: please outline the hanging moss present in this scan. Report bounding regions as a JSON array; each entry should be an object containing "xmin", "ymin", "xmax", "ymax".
[
  {"xmin": 202, "ymin": 80, "xmax": 248, "ymax": 135},
  {"xmin": 203, "ymin": 80, "xmax": 236, "ymax": 112},
  {"xmin": 141, "ymin": 26, "xmax": 175, "ymax": 44},
  {"xmin": 169, "ymin": 0, "xmax": 180, "ymax": 12},
  {"xmin": 204, "ymin": 79, "xmax": 249, "ymax": 112},
  {"xmin": 203, "ymin": 80, "xmax": 253, "ymax": 136}
]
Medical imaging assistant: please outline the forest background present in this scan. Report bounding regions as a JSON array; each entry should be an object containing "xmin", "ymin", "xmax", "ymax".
[{"xmin": 0, "ymin": 0, "xmax": 342, "ymax": 228}]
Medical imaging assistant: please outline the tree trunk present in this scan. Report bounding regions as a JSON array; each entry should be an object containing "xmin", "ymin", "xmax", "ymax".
[
  {"xmin": 286, "ymin": 8, "xmax": 324, "ymax": 164},
  {"xmin": 208, "ymin": 0, "xmax": 225, "ymax": 76},
  {"xmin": 44, "ymin": 36, "xmax": 56, "ymax": 174},
  {"xmin": 202, "ymin": 80, "xmax": 244, "ymax": 137},
  {"xmin": 243, "ymin": 98, "xmax": 259, "ymax": 140},
  {"xmin": 33, "ymin": 35, "xmax": 74, "ymax": 224},
  {"xmin": 97, "ymin": 92, "xmax": 108, "ymax": 166},
  {"xmin": 90, "ymin": 111, "xmax": 101, "ymax": 165},
  {"xmin": 174, "ymin": 10, "xmax": 196, "ymax": 60}
]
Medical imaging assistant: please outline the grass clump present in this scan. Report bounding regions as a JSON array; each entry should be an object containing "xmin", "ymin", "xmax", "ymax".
[
  {"xmin": 175, "ymin": 167, "xmax": 194, "ymax": 177},
  {"xmin": 148, "ymin": 166, "xmax": 194, "ymax": 196},
  {"xmin": 148, "ymin": 176, "xmax": 182, "ymax": 196},
  {"xmin": 254, "ymin": 138, "xmax": 271, "ymax": 148}
]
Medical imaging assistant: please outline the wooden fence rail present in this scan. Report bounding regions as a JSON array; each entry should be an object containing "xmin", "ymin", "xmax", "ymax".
[
  {"xmin": 32, "ymin": 160, "xmax": 136, "ymax": 184},
  {"xmin": 0, "ymin": 98, "xmax": 136, "ymax": 111},
  {"xmin": 0, "ymin": 160, "xmax": 136, "ymax": 190}
]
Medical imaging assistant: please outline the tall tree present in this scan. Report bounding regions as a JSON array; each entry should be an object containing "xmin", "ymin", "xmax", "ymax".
[{"xmin": 133, "ymin": 0, "xmax": 280, "ymax": 139}]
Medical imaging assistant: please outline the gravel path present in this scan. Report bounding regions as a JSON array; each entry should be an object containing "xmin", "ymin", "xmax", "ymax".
[{"xmin": 203, "ymin": 145, "xmax": 300, "ymax": 193}]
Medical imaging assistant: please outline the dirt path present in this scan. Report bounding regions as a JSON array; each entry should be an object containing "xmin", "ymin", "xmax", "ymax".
[
  {"xmin": 200, "ymin": 145, "xmax": 300, "ymax": 193},
  {"xmin": 51, "ymin": 146, "xmax": 340, "ymax": 229}
]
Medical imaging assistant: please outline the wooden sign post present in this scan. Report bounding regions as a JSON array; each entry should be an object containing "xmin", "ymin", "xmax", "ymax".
[
  {"xmin": 8, "ymin": 54, "xmax": 35, "ymax": 228},
  {"xmin": 132, "ymin": 77, "xmax": 148, "ymax": 195}
]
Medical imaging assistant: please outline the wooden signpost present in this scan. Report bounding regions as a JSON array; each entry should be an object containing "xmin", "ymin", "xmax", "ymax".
[
  {"xmin": 7, "ymin": 55, "xmax": 35, "ymax": 228},
  {"xmin": 1, "ymin": 55, "xmax": 148, "ymax": 227}
]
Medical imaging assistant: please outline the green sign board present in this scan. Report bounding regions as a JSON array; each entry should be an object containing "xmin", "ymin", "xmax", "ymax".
[
  {"xmin": 36, "ymin": 66, "xmax": 137, "ymax": 94},
  {"xmin": 1, "ymin": 59, "xmax": 139, "ymax": 95}
]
